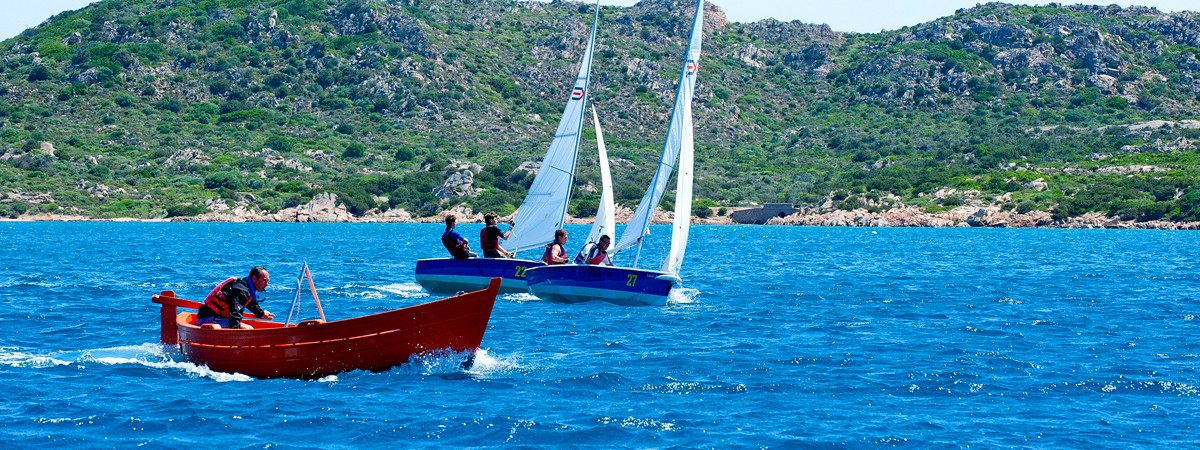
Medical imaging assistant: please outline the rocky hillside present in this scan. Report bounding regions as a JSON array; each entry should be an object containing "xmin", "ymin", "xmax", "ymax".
[{"xmin": 1, "ymin": 0, "xmax": 1198, "ymax": 223}]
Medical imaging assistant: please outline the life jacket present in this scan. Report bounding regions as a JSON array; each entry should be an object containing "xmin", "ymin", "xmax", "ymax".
[
  {"xmin": 203, "ymin": 277, "xmax": 239, "ymax": 318},
  {"xmin": 586, "ymin": 246, "xmax": 608, "ymax": 265},
  {"xmin": 480, "ymin": 226, "xmax": 500, "ymax": 252},
  {"xmin": 572, "ymin": 243, "xmax": 595, "ymax": 264},
  {"xmin": 542, "ymin": 243, "xmax": 565, "ymax": 265},
  {"xmin": 442, "ymin": 228, "xmax": 470, "ymax": 259}
]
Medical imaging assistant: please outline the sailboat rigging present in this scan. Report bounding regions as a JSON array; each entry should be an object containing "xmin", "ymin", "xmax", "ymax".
[
  {"xmin": 414, "ymin": 2, "xmax": 601, "ymax": 294},
  {"xmin": 524, "ymin": 0, "xmax": 705, "ymax": 306},
  {"xmin": 572, "ymin": 106, "xmax": 617, "ymax": 264}
]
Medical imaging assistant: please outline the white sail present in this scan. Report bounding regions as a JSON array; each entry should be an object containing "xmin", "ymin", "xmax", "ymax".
[
  {"xmin": 586, "ymin": 106, "xmax": 616, "ymax": 245},
  {"xmin": 506, "ymin": 4, "xmax": 600, "ymax": 253},
  {"xmin": 663, "ymin": 92, "xmax": 694, "ymax": 274},
  {"xmin": 613, "ymin": 0, "xmax": 705, "ymax": 258}
]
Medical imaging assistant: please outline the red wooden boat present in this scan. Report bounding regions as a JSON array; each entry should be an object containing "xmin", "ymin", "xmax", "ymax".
[{"xmin": 151, "ymin": 277, "xmax": 500, "ymax": 379}]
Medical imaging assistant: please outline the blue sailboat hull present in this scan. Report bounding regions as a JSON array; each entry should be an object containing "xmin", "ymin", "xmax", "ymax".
[
  {"xmin": 524, "ymin": 264, "xmax": 678, "ymax": 306},
  {"xmin": 414, "ymin": 257, "xmax": 543, "ymax": 295}
]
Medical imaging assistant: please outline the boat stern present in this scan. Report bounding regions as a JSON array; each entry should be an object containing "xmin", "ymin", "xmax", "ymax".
[
  {"xmin": 151, "ymin": 290, "xmax": 202, "ymax": 345},
  {"xmin": 525, "ymin": 265, "xmax": 673, "ymax": 306},
  {"xmin": 415, "ymin": 257, "xmax": 541, "ymax": 295}
]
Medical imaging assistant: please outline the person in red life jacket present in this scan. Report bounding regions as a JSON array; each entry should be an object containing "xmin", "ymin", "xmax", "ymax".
[
  {"xmin": 196, "ymin": 266, "xmax": 275, "ymax": 329},
  {"xmin": 542, "ymin": 229, "xmax": 569, "ymax": 265},
  {"xmin": 442, "ymin": 214, "xmax": 476, "ymax": 260},
  {"xmin": 479, "ymin": 212, "xmax": 513, "ymax": 258},
  {"xmin": 584, "ymin": 235, "xmax": 613, "ymax": 266}
]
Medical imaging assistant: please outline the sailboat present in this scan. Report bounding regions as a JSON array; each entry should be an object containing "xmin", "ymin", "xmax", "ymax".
[
  {"xmin": 414, "ymin": 2, "xmax": 600, "ymax": 295},
  {"xmin": 524, "ymin": 0, "xmax": 704, "ymax": 306}
]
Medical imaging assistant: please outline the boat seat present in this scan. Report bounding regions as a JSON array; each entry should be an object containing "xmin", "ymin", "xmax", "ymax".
[
  {"xmin": 299, "ymin": 319, "xmax": 326, "ymax": 326},
  {"xmin": 200, "ymin": 323, "xmax": 222, "ymax": 329}
]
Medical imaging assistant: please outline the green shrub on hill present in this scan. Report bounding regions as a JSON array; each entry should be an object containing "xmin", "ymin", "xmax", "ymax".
[{"xmin": 0, "ymin": 0, "xmax": 1197, "ymax": 223}]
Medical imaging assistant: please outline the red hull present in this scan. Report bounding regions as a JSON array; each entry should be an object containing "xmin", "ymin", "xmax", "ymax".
[{"xmin": 152, "ymin": 278, "xmax": 500, "ymax": 379}]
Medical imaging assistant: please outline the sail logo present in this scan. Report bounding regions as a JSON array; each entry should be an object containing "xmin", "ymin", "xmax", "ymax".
[
  {"xmin": 686, "ymin": 60, "xmax": 699, "ymax": 75},
  {"xmin": 572, "ymin": 86, "xmax": 585, "ymax": 100}
]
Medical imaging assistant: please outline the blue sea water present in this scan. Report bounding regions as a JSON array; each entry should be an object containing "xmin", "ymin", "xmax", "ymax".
[{"xmin": 1, "ymin": 222, "xmax": 1197, "ymax": 448}]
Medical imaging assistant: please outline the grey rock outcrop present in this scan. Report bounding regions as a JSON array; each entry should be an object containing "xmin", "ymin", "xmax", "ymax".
[
  {"xmin": 174, "ymin": 196, "xmax": 263, "ymax": 222},
  {"xmin": 273, "ymin": 193, "xmax": 354, "ymax": 222},
  {"xmin": 164, "ymin": 148, "xmax": 210, "ymax": 167},
  {"xmin": 434, "ymin": 170, "xmax": 478, "ymax": 200}
]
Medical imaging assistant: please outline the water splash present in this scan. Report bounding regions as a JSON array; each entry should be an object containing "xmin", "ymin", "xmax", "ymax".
[
  {"xmin": 668, "ymin": 286, "xmax": 700, "ymax": 304},
  {"xmin": 0, "ymin": 347, "xmax": 71, "ymax": 368},
  {"xmin": 0, "ymin": 343, "xmax": 254, "ymax": 382},
  {"xmin": 465, "ymin": 349, "xmax": 526, "ymax": 377},
  {"xmin": 348, "ymin": 290, "xmax": 387, "ymax": 300},
  {"xmin": 3, "ymin": 342, "xmax": 522, "ymax": 383},
  {"xmin": 358, "ymin": 348, "xmax": 524, "ymax": 379},
  {"xmin": 372, "ymin": 282, "xmax": 431, "ymax": 299},
  {"xmin": 502, "ymin": 292, "xmax": 542, "ymax": 303}
]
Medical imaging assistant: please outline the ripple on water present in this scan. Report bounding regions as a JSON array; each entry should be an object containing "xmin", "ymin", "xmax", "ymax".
[
  {"xmin": 5, "ymin": 224, "xmax": 1200, "ymax": 447},
  {"xmin": 637, "ymin": 378, "xmax": 748, "ymax": 395}
]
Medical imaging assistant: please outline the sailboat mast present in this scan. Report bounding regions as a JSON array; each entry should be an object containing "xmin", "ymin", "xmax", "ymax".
[
  {"xmin": 611, "ymin": 0, "xmax": 705, "ymax": 259},
  {"xmin": 504, "ymin": 1, "xmax": 602, "ymax": 253},
  {"xmin": 634, "ymin": 237, "xmax": 645, "ymax": 268},
  {"xmin": 555, "ymin": 1, "xmax": 601, "ymax": 231}
]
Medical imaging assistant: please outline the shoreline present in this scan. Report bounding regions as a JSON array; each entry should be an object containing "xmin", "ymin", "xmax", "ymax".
[{"xmin": 6, "ymin": 205, "xmax": 1199, "ymax": 230}]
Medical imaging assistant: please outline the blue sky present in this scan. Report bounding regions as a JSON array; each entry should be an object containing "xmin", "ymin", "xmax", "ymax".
[{"xmin": 2, "ymin": 0, "xmax": 1196, "ymax": 40}]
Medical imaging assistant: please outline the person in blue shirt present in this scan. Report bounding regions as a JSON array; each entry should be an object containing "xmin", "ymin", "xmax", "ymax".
[{"xmin": 441, "ymin": 214, "xmax": 477, "ymax": 259}]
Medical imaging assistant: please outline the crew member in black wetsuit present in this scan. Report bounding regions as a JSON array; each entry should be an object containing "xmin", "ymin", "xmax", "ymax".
[{"xmin": 479, "ymin": 212, "xmax": 513, "ymax": 258}]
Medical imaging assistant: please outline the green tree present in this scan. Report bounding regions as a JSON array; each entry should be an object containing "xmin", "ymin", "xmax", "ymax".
[
  {"xmin": 204, "ymin": 171, "xmax": 244, "ymax": 190},
  {"xmin": 343, "ymin": 142, "xmax": 366, "ymax": 158}
]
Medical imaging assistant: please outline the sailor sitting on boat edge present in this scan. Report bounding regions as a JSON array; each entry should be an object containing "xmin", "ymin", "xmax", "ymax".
[
  {"xmin": 442, "ymin": 214, "xmax": 477, "ymax": 260},
  {"xmin": 542, "ymin": 229, "xmax": 569, "ymax": 265}
]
